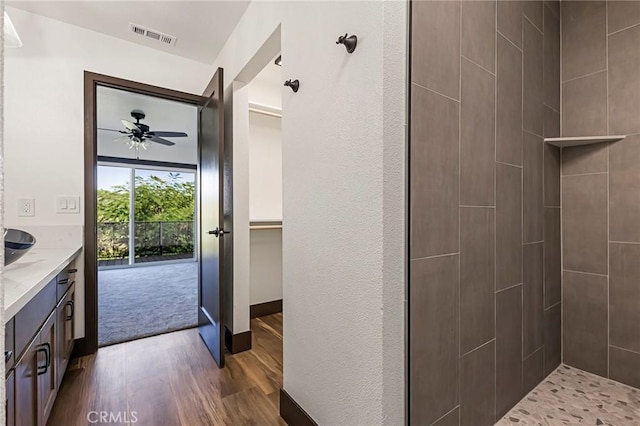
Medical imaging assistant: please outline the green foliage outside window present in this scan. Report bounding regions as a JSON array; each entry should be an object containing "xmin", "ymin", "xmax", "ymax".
[{"xmin": 97, "ymin": 172, "xmax": 195, "ymax": 260}]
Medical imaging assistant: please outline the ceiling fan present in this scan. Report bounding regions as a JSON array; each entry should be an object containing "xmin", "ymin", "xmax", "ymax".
[{"xmin": 98, "ymin": 109, "xmax": 188, "ymax": 152}]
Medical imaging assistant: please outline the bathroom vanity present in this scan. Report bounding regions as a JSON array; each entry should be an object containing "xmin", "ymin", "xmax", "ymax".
[{"xmin": 4, "ymin": 247, "xmax": 81, "ymax": 426}]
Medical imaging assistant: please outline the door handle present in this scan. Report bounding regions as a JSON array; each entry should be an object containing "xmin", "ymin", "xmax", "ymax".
[
  {"xmin": 65, "ymin": 300, "xmax": 75, "ymax": 321},
  {"xmin": 37, "ymin": 343, "xmax": 51, "ymax": 375},
  {"xmin": 208, "ymin": 227, "xmax": 230, "ymax": 237}
]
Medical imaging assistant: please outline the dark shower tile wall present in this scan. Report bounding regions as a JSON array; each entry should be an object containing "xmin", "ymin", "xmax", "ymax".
[
  {"xmin": 409, "ymin": 1, "xmax": 561, "ymax": 424},
  {"xmin": 561, "ymin": 0, "xmax": 640, "ymax": 390}
]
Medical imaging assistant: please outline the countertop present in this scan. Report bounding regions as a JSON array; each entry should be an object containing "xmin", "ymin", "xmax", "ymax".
[{"xmin": 4, "ymin": 246, "xmax": 82, "ymax": 322}]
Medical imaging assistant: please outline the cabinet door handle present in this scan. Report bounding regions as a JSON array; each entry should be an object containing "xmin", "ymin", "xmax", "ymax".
[
  {"xmin": 65, "ymin": 300, "xmax": 75, "ymax": 321},
  {"xmin": 36, "ymin": 343, "xmax": 51, "ymax": 375},
  {"xmin": 68, "ymin": 268, "xmax": 78, "ymax": 274},
  {"xmin": 58, "ymin": 278, "xmax": 70, "ymax": 285}
]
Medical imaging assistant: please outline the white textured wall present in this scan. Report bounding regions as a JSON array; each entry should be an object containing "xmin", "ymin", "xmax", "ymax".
[
  {"xmin": 212, "ymin": 1, "xmax": 407, "ymax": 423},
  {"xmin": 249, "ymin": 229, "xmax": 283, "ymax": 305},
  {"xmin": 248, "ymin": 109, "xmax": 283, "ymax": 307},
  {"xmin": 249, "ymin": 111, "xmax": 282, "ymax": 221},
  {"xmin": 3, "ymin": 7, "xmax": 213, "ymax": 337}
]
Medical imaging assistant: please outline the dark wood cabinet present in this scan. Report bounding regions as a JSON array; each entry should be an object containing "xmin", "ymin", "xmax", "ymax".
[
  {"xmin": 55, "ymin": 284, "xmax": 75, "ymax": 386},
  {"xmin": 14, "ymin": 337, "xmax": 38, "ymax": 426},
  {"xmin": 38, "ymin": 313, "xmax": 57, "ymax": 424},
  {"xmin": 9, "ymin": 258, "xmax": 78, "ymax": 426},
  {"xmin": 6, "ymin": 371, "xmax": 15, "ymax": 426}
]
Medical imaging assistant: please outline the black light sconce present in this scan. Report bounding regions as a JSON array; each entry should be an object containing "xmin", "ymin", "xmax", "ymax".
[
  {"xmin": 336, "ymin": 33, "xmax": 357, "ymax": 53},
  {"xmin": 275, "ymin": 55, "xmax": 282, "ymax": 66},
  {"xmin": 284, "ymin": 79, "xmax": 299, "ymax": 93}
]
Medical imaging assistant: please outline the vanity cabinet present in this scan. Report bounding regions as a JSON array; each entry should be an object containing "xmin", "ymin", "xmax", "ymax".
[
  {"xmin": 38, "ymin": 312, "xmax": 57, "ymax": 423},
  {"xmin": 7, "ymin": 258, "xmax": 78, "ymax": 426},
  {"xmin": 55, "ymin": 285, "xmax": 75, "ymax": 386},
  {"xmin": 14, "ymin": 335, "xmax": 38, "ymax": 426},
  {"xmin": 6, "ymin": 371, "xmax": 15, "ymax": 426}
]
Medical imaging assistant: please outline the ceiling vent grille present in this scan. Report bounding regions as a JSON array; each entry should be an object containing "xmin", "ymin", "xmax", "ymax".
[{"xmin": 129, "ymin": 23, "xmax": 177, "ymax": 47}]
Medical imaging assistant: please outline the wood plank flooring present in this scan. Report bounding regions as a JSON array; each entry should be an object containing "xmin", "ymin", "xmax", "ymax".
[{"xmin": 47, "ymin": 314, "xmax": 285, "ymax": 426}]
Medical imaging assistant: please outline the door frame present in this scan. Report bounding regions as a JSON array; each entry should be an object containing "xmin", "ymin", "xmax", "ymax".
[{"xmin": 81, "ymin": 72, "xmax": 206, "ymax": 356}]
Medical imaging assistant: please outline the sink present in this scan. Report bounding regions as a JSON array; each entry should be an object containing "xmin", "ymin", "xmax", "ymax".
[{"xmin": 4, "ymin": 229, "xmax": 36, "ymax": 266}]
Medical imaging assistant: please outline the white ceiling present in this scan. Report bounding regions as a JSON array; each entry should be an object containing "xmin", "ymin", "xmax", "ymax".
[
  {"xmin": 6, "ymin": 0, "xmax": 251, "ymax": 64},
  {"xmin": 96, "ymin": 85, "xmax": 198, "ymax": 164}
]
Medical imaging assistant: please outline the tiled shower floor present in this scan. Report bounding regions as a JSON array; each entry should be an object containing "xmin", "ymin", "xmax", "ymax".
[{"xmin": 497, "ymin": 365, "xmax": 640, "ymax": 425}]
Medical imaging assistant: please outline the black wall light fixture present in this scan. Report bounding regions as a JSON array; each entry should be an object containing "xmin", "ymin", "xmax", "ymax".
[
  {"xmin": 336, "ymin": 33, "xmax": 357, "ymax": 53},
  {"xmin": 275, "ymin": 55, "xmax": 282, "ymax": 66},
  {"xmin": 284, "ymin": 79, "xmax": 299, "ymax": 93}
]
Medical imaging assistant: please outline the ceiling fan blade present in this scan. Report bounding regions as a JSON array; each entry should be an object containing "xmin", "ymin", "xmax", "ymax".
[
  {"xmin": 98, "ymin": 128, "xmax": 127, "ymax": 133},
  {"xmin": 146, "ymin": 135, "xmax": 175, "ymax": 146},
  {"xmin": 146, "ymin": 131, "xmax": 188, "ymax": 138},
  {"xmin": 121, "ymin": 119, "xmax": 141, "ymax": 132},
  {"xmin": 113, "ymin": 135, "xmax": 132, "ymax": 144}
]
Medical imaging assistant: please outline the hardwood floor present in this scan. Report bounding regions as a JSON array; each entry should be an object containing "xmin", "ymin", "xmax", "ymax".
[{"xmin": 47, "ymin": 314, "xmax": 285, "ymax": 426}]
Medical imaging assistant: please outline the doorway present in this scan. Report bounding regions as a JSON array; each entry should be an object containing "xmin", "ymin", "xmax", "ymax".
[
  {"xmin": 83, "ymin": 72, "xmax": 228, "ymax": 368},
  {"xmin": 247, "ymin": 56, "xmax": 284, "ymax": 321},
  {"xmin": 96, "ymin": 162, "xmax": 198, "ymax": 346}
]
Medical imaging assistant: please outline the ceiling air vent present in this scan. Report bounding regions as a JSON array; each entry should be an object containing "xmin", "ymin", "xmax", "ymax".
[{"xmin": 129, "ymin": 23, "xmax": 177, "ymax": 47}]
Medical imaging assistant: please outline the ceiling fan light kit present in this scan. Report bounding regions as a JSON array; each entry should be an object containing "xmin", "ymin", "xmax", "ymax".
[{"xmin": 98, "ymin": 109, "xmax": 189, "ymax": 158}]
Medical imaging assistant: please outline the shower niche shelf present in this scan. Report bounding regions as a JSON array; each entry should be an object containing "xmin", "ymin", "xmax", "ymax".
[{"xmin": 544, "ymin": 135, "xmax": 626, "ymax": 148}]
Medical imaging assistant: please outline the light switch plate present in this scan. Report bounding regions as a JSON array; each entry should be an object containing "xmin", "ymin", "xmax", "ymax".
[
  {"xmin": 57, "ymin": 196, "xmax": 80, "ymax": 214},
  {"xmin": 18, "ymin": 198, "xmax": 35, "ymax": 217}
]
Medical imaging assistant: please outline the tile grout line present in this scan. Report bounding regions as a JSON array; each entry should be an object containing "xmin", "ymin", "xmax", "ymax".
[
  {"xmin": 461, "ymin": 54, "xmax": 496, "ymax": 77},
  {"xmin": 496, "ymin": 282, "xmax": 523, "ymax": 294},
  {"xmin": 607, "ymin": 21, "xmax": 640, "ymax": 37},
  {"xmin": 497, "ymin": 160, "xmax": 523, "ymax": 169},
  {"xmin": 497, "ymin": 30, "xmax": 522, "ymax": 52},
  {"xmin": 411, "ymin": 82, "xmax": 460, "ymax": 104},
  {"xmin": 493, "ymin": 0, "xmax": 499, "ymax": 420},
  {"xmin": 561, "ymin": 171, "xmax": 608, "ymax": 178},
  {"xmin": 520, "ymin": 9, "xmax": 525, "ymax": 402},
  {"xmin": 559, "ymin": 0, "xmax": 564, "ymax": 368},
  {"xmin": 429, "ymin": 405, "xmax": 460, "ymax": 426},
  {"xmin": 609, "ymin": 344, "xmax": 640, "ymax": 357},
  {"xmin": 606, "ymin": 0, "xmax": 611, "ymax": 380},
  {"xmin": 563, "ymin": 268, "xmax": 608, "ymax": 278},
  {"xmin": 461, "ymin": 338, "xmax": 496, "ymax": 360},
  {"xmin": 410, "ymin": 252, "xmax": 459, "ymax": 262},
  {"xmin": 458, "ymin": 0, "xmax": 462, "ymax": 416},
  {"xmin": 561, "ymin": 68, "xmax": 608, "ymax": 85}
]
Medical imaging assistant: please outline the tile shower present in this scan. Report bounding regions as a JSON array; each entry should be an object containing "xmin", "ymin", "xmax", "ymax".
[{"xmin": 409, "ymin": 1, "xmax": 640, "ymax": 425}]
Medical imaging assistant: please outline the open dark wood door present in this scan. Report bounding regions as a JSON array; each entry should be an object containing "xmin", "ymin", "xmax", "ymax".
[{"xmin": 198, "ymin": 67, "xmax": 226, "ymax": 367}]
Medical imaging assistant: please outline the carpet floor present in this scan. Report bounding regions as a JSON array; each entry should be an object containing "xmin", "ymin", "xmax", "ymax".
[{"xmin": 98, "ymin": 262, "xmax": 198, "ymax": 346}]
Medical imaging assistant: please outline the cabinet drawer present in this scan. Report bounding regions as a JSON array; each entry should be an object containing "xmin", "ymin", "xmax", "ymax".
[
  {"xmin": 5, "ymin": 318, "xmax": 15, "ymax": 371},
  {"xmin": 56, "ymin": 265, "xmax": 76, "ymax": 302},
  {"xmin": 15, "ymin": 278, "xmax": 56, "ymax": 360}
]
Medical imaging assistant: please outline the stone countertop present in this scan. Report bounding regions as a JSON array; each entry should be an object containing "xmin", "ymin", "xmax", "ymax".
[{"xmin": 4, "ymin": 246, "xmax": 82, "ymax": 322}]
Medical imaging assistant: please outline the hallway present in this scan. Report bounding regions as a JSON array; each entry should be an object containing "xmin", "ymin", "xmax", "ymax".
[{"xmin": 48, "ymin": 314, "xmax": 284, "ymax": 426}]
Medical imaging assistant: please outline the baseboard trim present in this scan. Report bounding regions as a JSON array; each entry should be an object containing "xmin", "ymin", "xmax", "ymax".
[
  {"xmin": 279, "ymin": 389, "xmax": 317, "ymax": 426},
  {"xmin": 250, "ymin": 299, "xmax": 283, "ymax": 319},
  {"xmin": 71, "ymin": 338, "xmax": 91, "ymax": 358},
  {"xmin": 224, "ymin": 326, "xmax": 252, "ymax": 354}
]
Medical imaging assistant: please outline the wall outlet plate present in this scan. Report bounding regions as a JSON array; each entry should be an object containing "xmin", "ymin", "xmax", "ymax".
[
  {"xmin": 18, "ymin": 198, "xmax": 35, "ymax": 217},
  {"xmin": 57, "ymin": 196, "xmax": 80, "ymax": 214}
]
